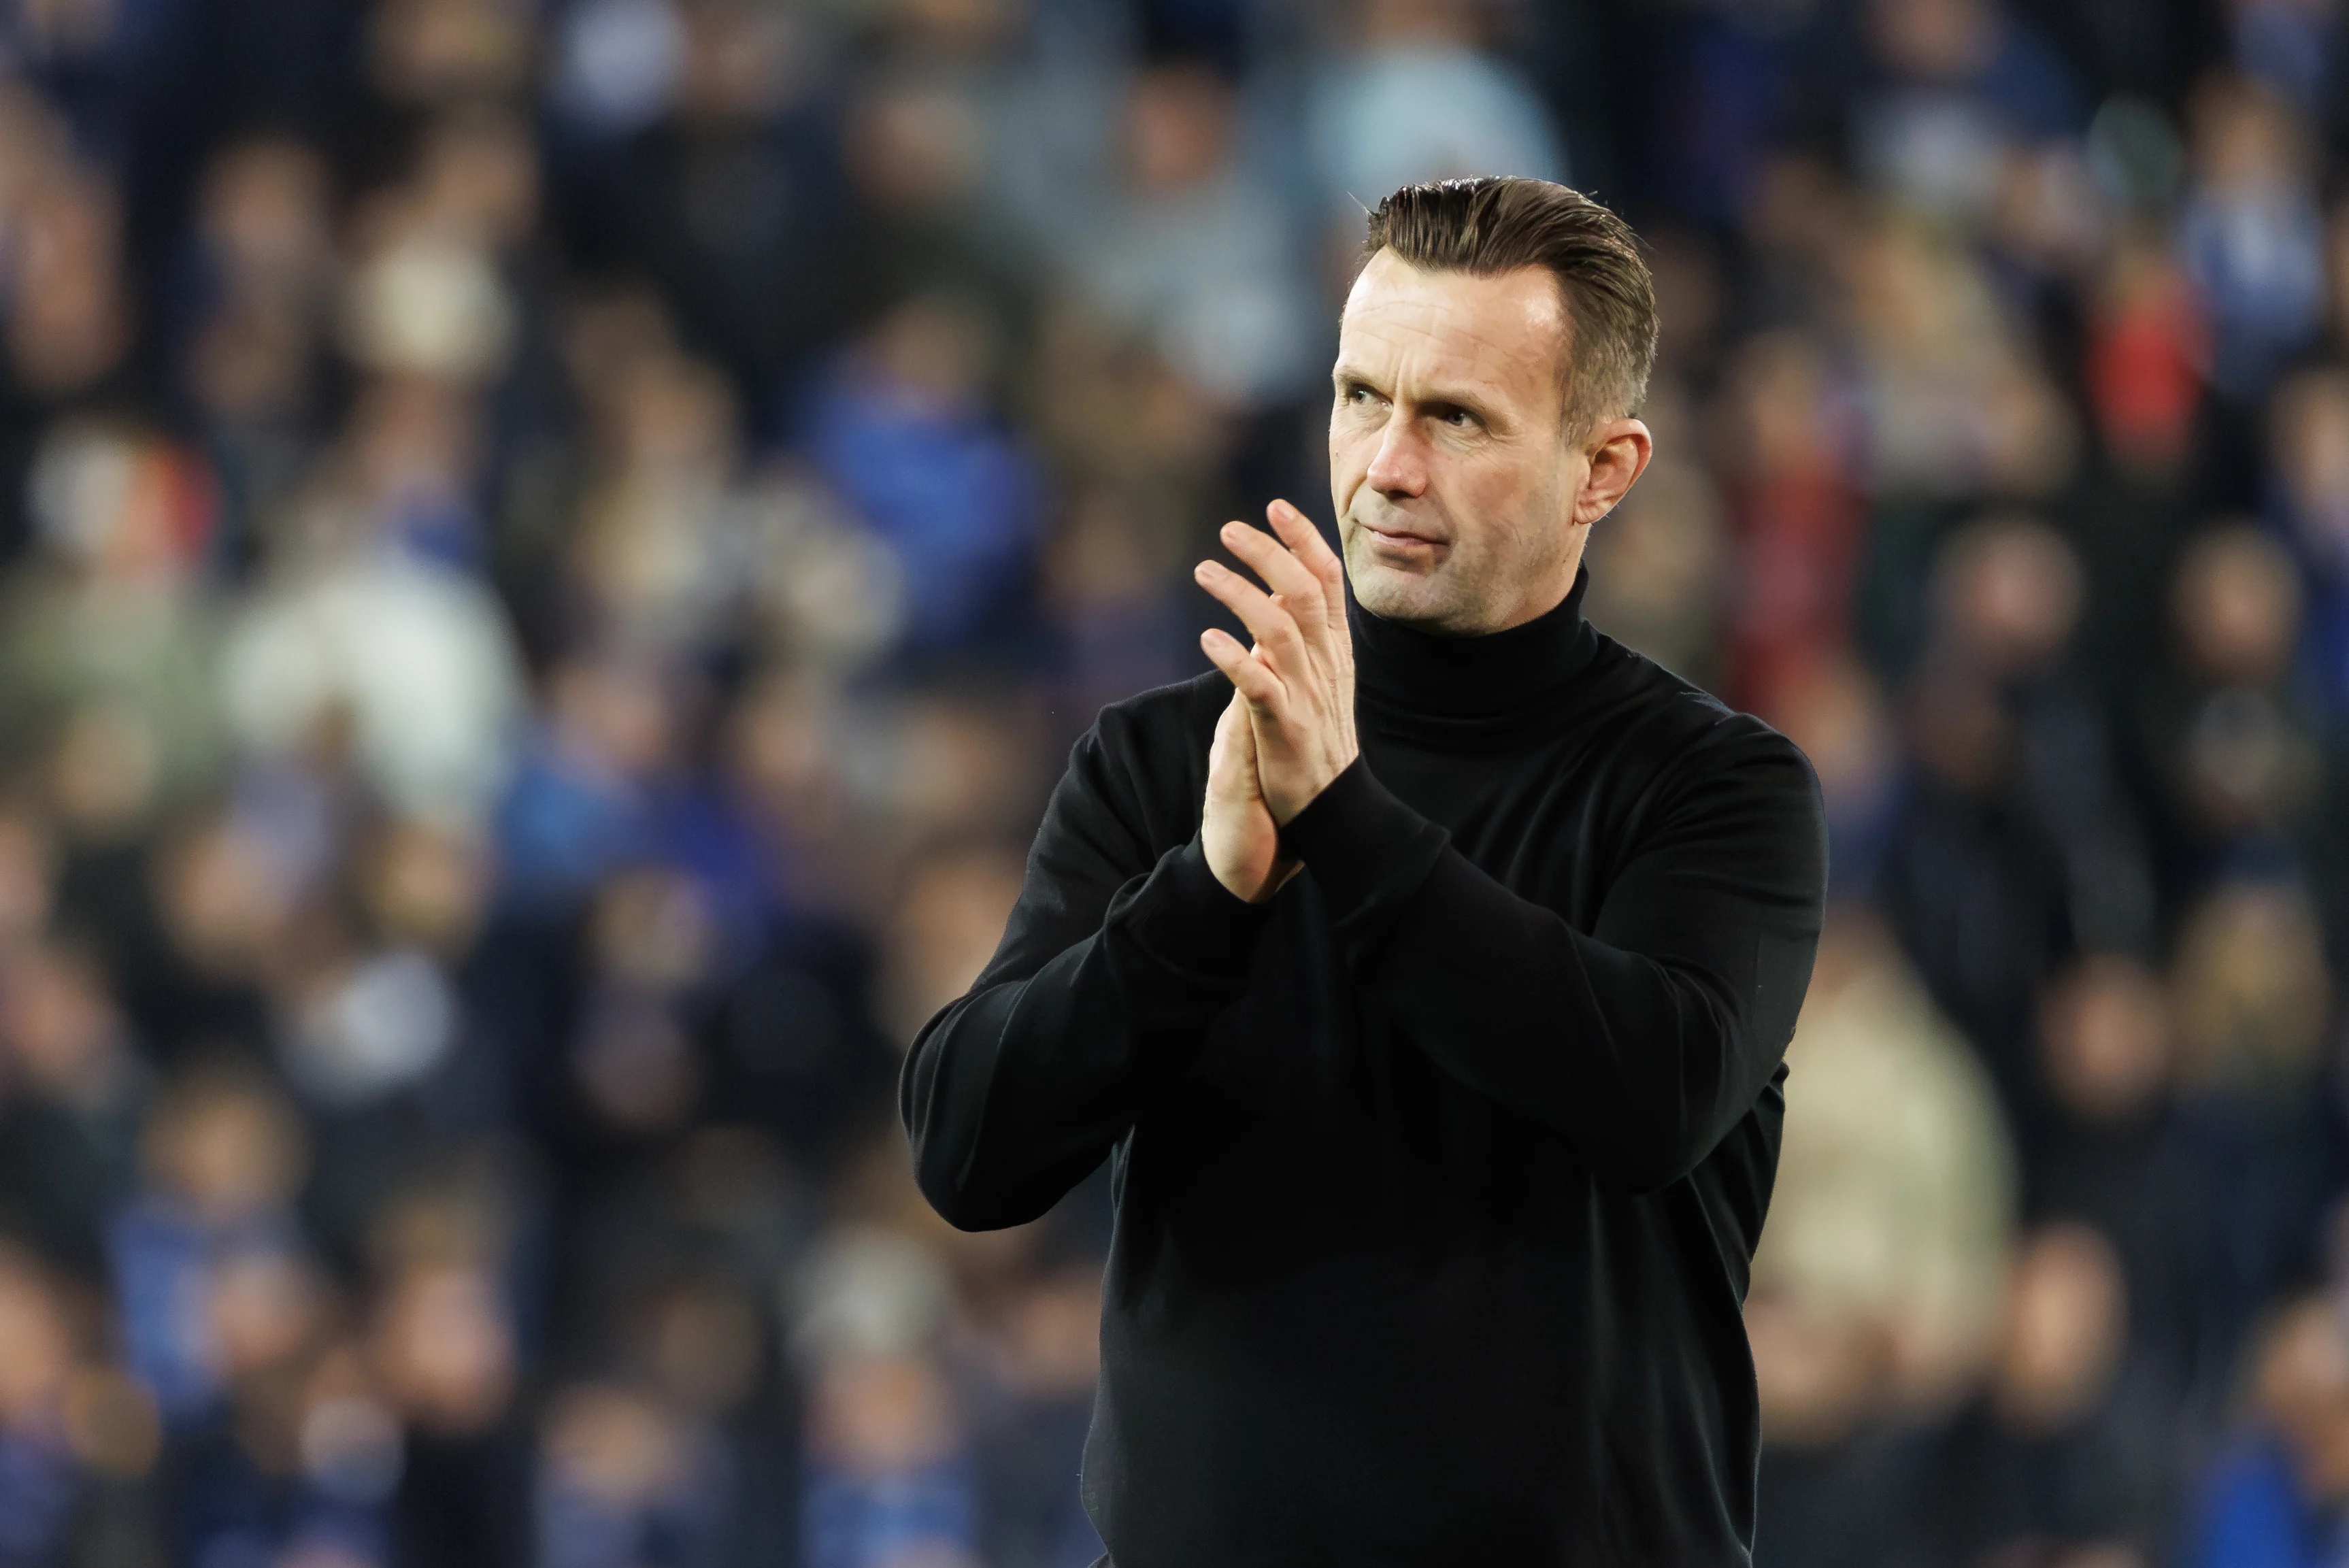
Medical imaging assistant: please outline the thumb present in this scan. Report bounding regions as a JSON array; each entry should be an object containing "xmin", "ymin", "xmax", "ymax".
[
  {"xmin": 1209, "ymin": 690, "xmax": 1267, "ymax": 800},
  {"xmin": 1207, "ymin": 691, "xmax": 1246, "ymax": 788},
  {"xmin": 1229, "ymin": 690, "xmax": 1260, "ymax": 766}
]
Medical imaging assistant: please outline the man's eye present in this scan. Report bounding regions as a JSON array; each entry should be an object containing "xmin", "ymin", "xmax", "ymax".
[{"xmin": 1442, "ymin": 407, "xmax": 1476, "ymax": 428}]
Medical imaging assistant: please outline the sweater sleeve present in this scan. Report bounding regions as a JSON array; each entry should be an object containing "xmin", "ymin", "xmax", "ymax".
[
  {"xmin": 1280, "ymin": 724, "xmax": 1827, "ymax": 1192},
  {"xmin": 900, "ymin": 710, "xmax": 1276, "ymax": 1231}
]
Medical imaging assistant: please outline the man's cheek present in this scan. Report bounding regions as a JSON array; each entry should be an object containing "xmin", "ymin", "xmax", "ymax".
[{"xmin": 1329, "ymin": 443, "xmax": 1369, "ymax": 495}]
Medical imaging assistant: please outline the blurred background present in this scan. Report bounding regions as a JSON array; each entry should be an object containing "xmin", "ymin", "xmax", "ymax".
[{"xmin": 0, "ymin": 0, "xmax": 2341, "ymax": 1562}]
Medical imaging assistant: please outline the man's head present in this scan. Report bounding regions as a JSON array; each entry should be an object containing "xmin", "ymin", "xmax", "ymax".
[{"xmin": 1333, "ymin": 177, "xmax": 1656, "ymax": 635}]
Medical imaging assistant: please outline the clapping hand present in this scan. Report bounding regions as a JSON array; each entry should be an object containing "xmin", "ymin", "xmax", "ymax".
[{"xmin": 1194, "ymin": 500, "xmax": 1359, "ymax": 903}]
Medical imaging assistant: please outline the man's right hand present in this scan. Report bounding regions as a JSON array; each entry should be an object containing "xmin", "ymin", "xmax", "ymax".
[{"xmin": 1203, "ymin": 688, "xmax": 1297, "ymax": 904}]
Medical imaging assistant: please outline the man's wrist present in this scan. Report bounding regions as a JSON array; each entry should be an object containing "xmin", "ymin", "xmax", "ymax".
[
  {"xmin": 1268, "ymin": 746, "xmax": 1363, "ymax": 827},
  {"xmin": 1134, "ymin": 835, "xmax": 1280, "ymax": 964},
  {"xmin": 1204, "ymin": 842, "xmax": 1297, "ymax": 905},
  {"xmin": 1278, "ymin": 758, "xmax": 1450, "ymax": 921}
]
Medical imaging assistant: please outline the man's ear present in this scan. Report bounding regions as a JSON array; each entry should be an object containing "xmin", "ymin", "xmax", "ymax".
[{"xmin": 1573, "ymin": 417, "xmax": 1653, "ymax": 525}]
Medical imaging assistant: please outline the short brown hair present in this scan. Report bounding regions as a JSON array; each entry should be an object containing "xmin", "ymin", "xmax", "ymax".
[{"xmin": 1364, "ymin": 177, "xmax": 1659, "ymax": 439}]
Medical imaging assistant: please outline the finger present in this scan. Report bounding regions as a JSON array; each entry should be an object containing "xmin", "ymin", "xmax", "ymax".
[
  {"xmin": 1200, "ymin": 628, "xmax": 1290, "ymax": 717},
  {"xmin": 1195, "ymin": 560, "xmax": 1310, "ymax": 675},
  {"xmin": 1266, "ymin": 499, "xmax": 1348, "ymax": 627},
  {"xmin": 1220, "ymin": 519, "xmax": 1327, "ymax": 627}
]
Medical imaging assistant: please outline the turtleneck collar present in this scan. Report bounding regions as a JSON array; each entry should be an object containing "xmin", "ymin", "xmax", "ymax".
[{"xmin": 1348, "ymin": 563, "xmax": 1605, "ymax": 749}]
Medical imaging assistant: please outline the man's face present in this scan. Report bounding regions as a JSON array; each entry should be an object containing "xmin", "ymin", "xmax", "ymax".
[{"xmin": 1330, "ymin": 250, "xmax": 1603, "ymax": 635}]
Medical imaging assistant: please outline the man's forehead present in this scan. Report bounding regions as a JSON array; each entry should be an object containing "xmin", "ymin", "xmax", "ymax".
[{"xmin": 1336, "ymin": 253, "xmax": 1569, "ymax": 397}]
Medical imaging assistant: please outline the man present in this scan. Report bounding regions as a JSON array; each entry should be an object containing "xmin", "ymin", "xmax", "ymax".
[{"xmin": 901, "ymin": 177, "xmax": 1828, "ymax": 1564}]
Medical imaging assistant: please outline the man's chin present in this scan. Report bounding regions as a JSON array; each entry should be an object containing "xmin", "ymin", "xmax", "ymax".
[{"xmin": 1350, "ymin": 561, "xmax": 1469, "ymax": 630}]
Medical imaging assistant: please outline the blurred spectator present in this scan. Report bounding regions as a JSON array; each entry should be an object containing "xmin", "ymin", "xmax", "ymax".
[
  {"xmin": 563, "ymin": 340, "xmax": 745, "ymax": 655},
  {"xmin": 0, "ymin": 159, "xmax": 137, "ymax": 565},
  {"xmin": 1943, "ymin": 516, "xmax": 2152, "ymax": 950},
  {"xmin": 1849, "ymin": 0, "xmax": 2084, "ymax": 224},
  {"xmin": 2135, "ymin": 525, "xmax": 2329, "ymax": 906},
  {"xmin": 791, "ymin": 1226, "xmax": 978, "ymax": 1568},
  {"xmin": 1039, "ymin": 478, "xmax": 1197, "ymax": 725},
  {"xmin": 0, "ymin": 0, "xmax": 2340, "ymax": 1558},
  {"xmin": 1067, "ymin": 61, "xmax": 1318, "ymax": 410},
  {"xmin": 1877, "ymin": 518, "xmax": 2141, "ymax": 1138},
  {"xmin": 1752, "ymin": 908, "xmax": 2015, "ymax": 1415},
  {"xmin": 172, "ymin": 1269, "xmax": 400, "ymax": 1568},
  {"xmin": 107, "ymin": 1061, "xmax": 308, "ymax": 1429},
  {"xmin": 1747, "ymin": 910, "xmax": 2014, "ymax": 1568},
  {"xmin": 1916, "ymin": 1221, "xmax": 2165, "ymax": 1566},
  {"xmin": 2177, "ymin": 73, "xmax": 2327, "ymax": 402},
  {"xmin": 2325, "ymin": 195, "xmax": 2349, "ymax": 357},
  {"xmin": 2272, "ymin": 367, "xmax": 2349, "ymax": 720},
  {"xmin": 2227, "ymin": 0, "xmax": 2342, "ymax": 116},
  {"xmin": 535, "ymin": 1381, "xmax": 731, "ymax": 1568},
  {"xmin": 1582, "ymin": 446, "xmax": 1731, "ymax": 692},
  {"xmin": 801, "ymin": 295, "xmax": 1045, "ymax": 659},
  {"xmin": 0, "ymin": 1243, "xmax": 137, "ymax": 1562},
  {"xmin": 2168, "ymin": 879, "xmax": 2340, "ymax": 1350},
  {"xmin": 876, "ymin": 845, "xmax": 1027, "ymax": 1052},
  {"xmin": 1667, "ymin": 2, "xmax": 1824, "ymax": 227},
  {"xmin": 0, "ymin": 939, "xmax": 145, "ymax": 1278},
  {"xmin": 1763, "ymin": 654, "xmax": 1904, "ymax": 901},
  {"xmin": 367, "ymin": 0, "xmax": 533, "ymax": 110},
  {"xmin": 2084, "ymin": 221, "xmax": 2211, "ymax": 480},
  {"xmin": 1747, "ymin": 1285, "xmax": 1922, "ymax": 1568},
  {"xmin": 1305, "ymin": 0, "xmax": 1566, "ymax": 223},
  {"xmin": 1713, "ymin": 330, "xmax": 1865, "ymax": 718},
  {"xmin": 1842, "ymin": 212, "xmax": 2077, "ymax": 510},
  {"xmin": 273, "ymin": 818, "xmax": 501, "ymax": 1259},
  {"xmin": 219, "ymin": 511, "xmax": 525, "ymax": 826},
  {"xmin": 125, "ymin": 809, "xmax": 284, "ymax": 1063},
  {"xmin": 2184, "ymin": 1295, "xmax": 2349, "ymax": 1568},
  {"xmin": 374, "ymin": 1246, "xmax": 531, "ymax": 1567},
  {"xmin": 2029, "ymin": 955, "xmax": 2223, "ymax": 1422},
  {"xmin": 967, "ymin": 1257, "xmax": 1105, "ymax": 1568},
  {"xmin": 3, "ymin": 418, "xmax": 222, "ymax": 804},
  {"xmin": 495, "ymin": 652, "xmax": 680, "ymax": 914},
  {"xmin": 546, "ymin": 0, "xmax": 857, "ymax": 416},
  {"xmin": 177, "ymin": 137, "xmax": 338, "ymax": 566},
  {"xmin": 562, "ymin": 866, "xmax": 715, "ymax": 1147}
]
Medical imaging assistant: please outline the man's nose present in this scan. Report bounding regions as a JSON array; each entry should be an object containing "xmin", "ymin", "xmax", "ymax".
[{"xmin": 1363, "ymin": 416, "xmax": 1430, "ymax": 499}]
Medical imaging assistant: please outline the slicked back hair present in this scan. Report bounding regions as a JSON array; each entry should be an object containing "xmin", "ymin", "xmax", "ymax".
[{"xmin": 1363, "ymin": 177, "xmax": 1659, "ymax": 441}]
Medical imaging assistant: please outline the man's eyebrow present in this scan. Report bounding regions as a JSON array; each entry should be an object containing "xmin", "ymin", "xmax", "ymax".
[
  {"xmin": 1418, "ymin": 386, "xmax": 1493, "ymax": 413},
  {"xmin": 1408, "ymin": 384, "xmax": 1506, "ymax": 427},
  {"xmin": 1333, "ymin": 365, "xmax": 1499, "ymax": 418}
]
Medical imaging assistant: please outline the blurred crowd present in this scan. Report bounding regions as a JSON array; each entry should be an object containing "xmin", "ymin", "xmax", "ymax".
[{"xmin": 0, "ymin": 0, "xmax": 2341, "ymax": 1562}]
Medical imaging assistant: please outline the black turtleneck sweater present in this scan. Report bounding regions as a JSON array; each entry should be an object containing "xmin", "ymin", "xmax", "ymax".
[{"xmin": 901, "ymin": 569, "xmax": 1828, "ymax": 1565}]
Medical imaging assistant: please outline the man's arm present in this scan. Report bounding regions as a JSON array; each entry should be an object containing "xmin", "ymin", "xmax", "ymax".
[
  {"xmin": 1193, "ymin": 503, "xmax": 1824, "ymax": 1191},
  {"xmin": 1283, "ymin": 727, "xmax": 1827, "ymax": 1192},
  {"xmin": 899, "ymin": 697, "xmax": 1276, "ymax": 1231}
]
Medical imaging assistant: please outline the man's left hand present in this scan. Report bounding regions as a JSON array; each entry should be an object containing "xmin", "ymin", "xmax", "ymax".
[{"xmin": 1195, "ymin": 499, "xmax": 1359, "ymax": 826}]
